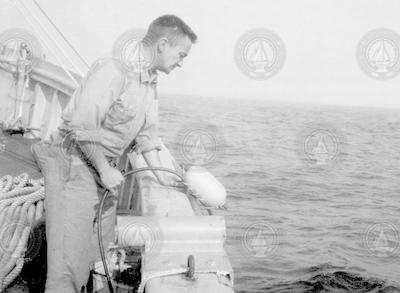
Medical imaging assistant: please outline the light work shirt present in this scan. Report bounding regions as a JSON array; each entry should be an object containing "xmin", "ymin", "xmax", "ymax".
[{"xmin": 59, "ymin": 58, "xmax": 161, "ymax": 158}]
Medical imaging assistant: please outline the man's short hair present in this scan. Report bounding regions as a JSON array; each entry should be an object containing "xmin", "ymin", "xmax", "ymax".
[{"xmin": 145, "ymin": 14, "xmax": 197, "ymax": 45}]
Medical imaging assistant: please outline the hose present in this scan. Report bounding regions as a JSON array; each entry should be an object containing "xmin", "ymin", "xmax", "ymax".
[{"xmin": 97, "ymin": 167, "xmax": 185, "ymax": 293}]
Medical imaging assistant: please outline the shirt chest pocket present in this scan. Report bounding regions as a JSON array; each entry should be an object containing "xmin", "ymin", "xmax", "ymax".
[{"xmin": 103, "ymin": 99, "xmax": 136, "ymax": 129}]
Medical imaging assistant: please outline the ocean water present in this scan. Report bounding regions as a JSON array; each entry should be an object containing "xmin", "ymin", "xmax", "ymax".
[{"xmin": 159, "ymin": 95, "xmax": 400, "ymax": 293}]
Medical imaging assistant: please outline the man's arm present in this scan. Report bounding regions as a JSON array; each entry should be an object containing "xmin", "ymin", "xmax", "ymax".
[
  {"xmin": 78, "ymin": 141, "xmax": 123, "ymax": 190},
  {"xmin": 142, "ymin": 148, "xmax": 177, "ymax": 186},
  {"xmin": 135, "ymin": 97, "xmax": 179, "ymax": 186},
  {"xmin": 64, "ymin": 60, "xmax": 125, "ymax": 190}
]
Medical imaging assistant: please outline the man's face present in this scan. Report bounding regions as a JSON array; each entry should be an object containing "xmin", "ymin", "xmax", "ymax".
[{"xmin": 156, "ymin": 35, "xmax": 192, "ymax": 74}]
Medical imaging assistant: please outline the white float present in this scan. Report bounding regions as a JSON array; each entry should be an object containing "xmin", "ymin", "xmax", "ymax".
[{"xmin": 184, "ymin": 166, "xmax": 226, "ymax": 208}]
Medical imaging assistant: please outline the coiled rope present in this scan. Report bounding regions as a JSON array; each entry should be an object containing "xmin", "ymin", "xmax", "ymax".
[{"xmin": 0, "ymin": 173, "xmax": 44, "ymax": 292}]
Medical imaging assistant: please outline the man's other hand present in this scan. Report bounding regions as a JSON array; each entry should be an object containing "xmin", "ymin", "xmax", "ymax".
[
  {"xmin": 158, "ymin": 175, "xmax": 184, "ymax": 188},
  {"xmin": 99, "ymin": 165, "xmax": 124, "ymax": 190}
]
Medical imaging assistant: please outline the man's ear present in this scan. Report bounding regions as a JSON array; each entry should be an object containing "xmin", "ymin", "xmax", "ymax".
[{"xmin": 157, "ymin": 38, "xmax": 168, "ymax": 53}]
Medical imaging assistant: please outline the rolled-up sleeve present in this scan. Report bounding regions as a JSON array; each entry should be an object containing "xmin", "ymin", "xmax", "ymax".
[
  {"xmin": 60, "ymin": 60, "xmax": 124, "ymax": 142},
  {"xmin": 135, "ymin": 99, "xmax": 162, "ymax": 153}
]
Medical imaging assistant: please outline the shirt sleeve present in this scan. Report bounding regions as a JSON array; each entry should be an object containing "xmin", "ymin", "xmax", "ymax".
[
  {"xmin": 60, "ymin": 60, "xmax": 124, "ymax": 142},
  {"xmin": 135, "ymin": 98, "xmax": 162, "ymax": 153}
]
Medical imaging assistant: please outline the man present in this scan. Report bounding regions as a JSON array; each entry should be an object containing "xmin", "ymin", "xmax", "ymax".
[{"xmin": 32, "ymin": 14, "xmax": 197, "ymax": 293}]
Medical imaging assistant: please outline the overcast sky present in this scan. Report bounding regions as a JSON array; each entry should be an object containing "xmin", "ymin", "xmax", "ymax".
[{"xmin": 1, "ymin": 0, "xmax": 400, "ymax": 108}]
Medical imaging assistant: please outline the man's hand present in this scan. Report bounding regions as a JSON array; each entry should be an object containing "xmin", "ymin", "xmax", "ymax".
[
  {"xmin": 99, "ymin": 165, "xmax": 124, "ymax": 191},
  {"xmin": 158, "ymin": 175, "xmax": 184, "ymax": 188}
]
